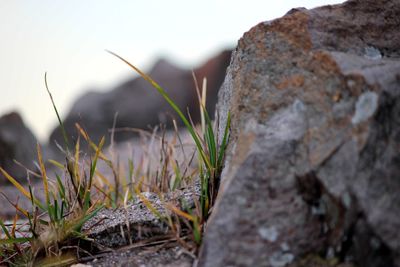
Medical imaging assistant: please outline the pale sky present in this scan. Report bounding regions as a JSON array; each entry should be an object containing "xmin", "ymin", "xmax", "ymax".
[{"xmin": 0, "ymin": 0, "xmax": 344, "ymax": 142}]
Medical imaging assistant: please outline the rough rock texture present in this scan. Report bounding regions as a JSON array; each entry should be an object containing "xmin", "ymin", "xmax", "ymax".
[
  {"xmin": 0, "ymin": 111, "xmax": 38, "ymax": 183},
  {"xmin": 49, "ymin": 50, "xmax": 231, "ymax": 147},
  {"xmin": 83, "ymin": 185, "xmax": 200, "ymax": 248},
  {"xmin": 80, "ymin": 186, "xmax": 199, "ymax": 266},
  {"xmin": 199, "ymin": 1, "xmax": 400, "ymax": 267}
]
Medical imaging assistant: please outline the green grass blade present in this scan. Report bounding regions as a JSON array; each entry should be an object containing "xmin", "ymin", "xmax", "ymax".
[
  {"xmin": 89, "ymin": 136, "xmax": 105, "ymax": 182},
  {"xmin": 54, "ymin": 199, "xmax": 59, "ymax": 221},
  {"xmin": 201, "ymin": 101, "xmax": 220, "ymax": 173},
  {"xmin": 205, "ymin": 122, "xmax": 216, "ymax": 167},
  {"xmin": 217, "ymin": 112, "xmax": 231, "ymax": 171},
  {"xmin": 84, "ymin": 136, "xmax": 105, "ymax": 211},
  {"xmin": 193, "ymin": 218, "xmax": 202, "ymax": 245},
  {"xmin": 0, "ymin": 220, "xmax": 12, "ymax": 239},
  {"xmin": 73, "ymin": 205, "xmax": 104, "ymax": 232},
  {"xmin": 55, "ymin": 174, "xmax": 66, "ymax": 204},
  {"xmin": 106, "ymin": 50, "xmax": 212, "ymax": 170},
  {"xmin": 45, "ymin": 72, "xmax": 71, "ymax": 151},
  {"xmin": 0, "ymin": 237, "xmax": 31, "ymax": 245},
  {"xmin": 171, "ymin": 161, "xmax": 182, "ymax": 191}
]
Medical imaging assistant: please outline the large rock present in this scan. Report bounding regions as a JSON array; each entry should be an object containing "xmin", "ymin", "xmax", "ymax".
[
  {"xmin": 0, "ymin": 111, "xmax": 38, "ymax": 183},
  {"xmin": 199, "ymin": 1, "xmax": 400, "ymax": 267},
  {"xmin": 49, "ymin": 50, "xmax": 231, "ymax": 147}
]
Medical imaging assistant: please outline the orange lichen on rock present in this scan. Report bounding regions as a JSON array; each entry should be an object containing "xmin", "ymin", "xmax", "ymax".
[
  {"xmin": 269, "ymin": 10, "xmax": 312, "ymax": 51},
  {"xmin": 275, "ymin": 74, "xmax": 305, "ymax": 90},
  {"xmin": 311, "ymin": 51, "xmax": 341, "ymax": 74}
]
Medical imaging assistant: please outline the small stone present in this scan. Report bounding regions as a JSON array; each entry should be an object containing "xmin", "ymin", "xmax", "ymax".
[
  {"xmin": 311, "ymin": 204, "xmax": 326, "ymax": 216},
  {"xmin": 342, "ymin": 192, "xmax": 352, "ymax": 209},
  {"xmin": 269, "ymin": 251, "xmax": 295, "ymax": 267},
  {"xmin": 280, "ymin": 242, "xmax": 290, "ymax": 252},
  {"xmin": 292, "ymin": 99, "xmax": 306, "ymax": 113},
  {"xmin": 347, "ymin": 79, "xmax": 356, "ymax": 88},
  {"xmin": 326, "ymin": 246, "xmax": 335, "ymax": 259},
  {"xmin": 236, "ymin": 196, "xmax": 247, "ymax": 205},
  {"xmin": 364, "ymin": 46, "xmax": 382, "ymax": 60},
  {"xmin": 258, "ymin": 226, "xmax": 279, "ymax": 242},
  {"xmin": 351, "ymin": 92, "xmax": 378, "ymax": 125}
]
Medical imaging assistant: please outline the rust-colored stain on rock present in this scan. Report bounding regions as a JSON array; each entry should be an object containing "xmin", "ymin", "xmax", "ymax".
[
  {"xmin": 269, "ymin": 11, "xmax": 312, "ymax": 51},
  {"xmin": 311, "ymin": 51, "xmax": 341, "ymax": 74},
  {"xmin": 275, "ymin": 74, "xmax": 305, "ymax": 90}
]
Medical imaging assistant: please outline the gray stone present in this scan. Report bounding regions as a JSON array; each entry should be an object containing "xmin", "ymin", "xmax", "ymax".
[
  {"xmin": 0, "ymin": 111, "xmax": 38, "ymax": 183},
  {"xmin": 199, "ymin": 0, "xmax": 400, "ymax": 266},
  {"xmin": 364, "ymin": 46, "xmax": 382, "ymax": 61},
  {"xmin": 351, "ymin": 92, "xmax": 378, "ymax": 125}
]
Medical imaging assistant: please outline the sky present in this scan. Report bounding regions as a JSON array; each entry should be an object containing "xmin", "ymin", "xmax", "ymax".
[{"xmin": 0, "ymin": 0, "xmax": 344, "ymax": 142}]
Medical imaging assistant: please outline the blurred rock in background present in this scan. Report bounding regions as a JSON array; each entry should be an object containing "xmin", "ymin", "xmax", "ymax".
[
  {"xmin": 0, "ymin": 111, "xmax": 38, "ymax": 184},
  {"xmin": 49, "ymin": 49, "xmax": 232, "ymax": 149}
]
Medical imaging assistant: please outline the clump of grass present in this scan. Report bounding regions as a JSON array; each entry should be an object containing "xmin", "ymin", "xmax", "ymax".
[
  {"xmin": 107, "ymin": 50, "xmax": 231, "ymax": 243},
  {"xmin": 0, "ymin": 141, "xmax": 103, "ymax": 266},
  {"xmin": 0, "ymin": 51, "xmax": 230, "ymax": 265},
  {"xmin": 0, "ymin": 75, "xmax": 105, "ymax": 266}
]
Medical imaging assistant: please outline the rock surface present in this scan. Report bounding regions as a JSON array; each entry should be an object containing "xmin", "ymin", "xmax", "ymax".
[
  {"xmin": 83, "ymin": 186, "xmax": 199, "ymax": 248},
  {"xmin": 199, "ymin": 1, "xmax": 400, "ymax": 267},
  {"xmin": 0, "ymin": 111, "xmax": 38, "ymax": 183},
  {"xmin": 81, "ymin": 185, "xmax": 200, "ymax": 266},
  {"xmin": 49, "ymin": 50, "xmax": 231, "ymax": 147}
]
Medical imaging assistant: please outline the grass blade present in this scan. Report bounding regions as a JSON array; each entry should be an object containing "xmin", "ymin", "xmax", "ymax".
[
  {"xmin": 75, "ymin": 123, "xmax": 110, "ymax": 163},
  {"xmin": 37, "ymin": 143, "xmax": 50, "ymax": 208},
  {"xmin": 164, "ymin": 203, "xmax": 195, "ymax": 222},
  {"xmin": 106, "ymin": 50, "xmax": 212, "ymax": 171},
  {"xmin": 48, "ymin": 159, "xmax": 65, "ymax": 170},
  {"xmin": 217, "ymin": 112, "xmax": 231, "ymax": 170},
  {"xmin": 0, "ymin": 220, "xmax": 12, "ymax": 239},
  {"xmin": 73, "ymin": 205, "xmax": 104, "ymax": 232},
  {"xmin": 45, "ymin": 72, "xmax": 71, "ymax": 151},
  {"xmin": 84, "ymin": 136, "xmax": 105, "ymax": 211},
  {"xmin": 0, "ymin": 168, "xmax": 44, "ymax": 210},
  {"xmin": 134, "ymin": 177, "xmax": 162, "ymax": 219},
  {"xmin": 55, "ymin": 174, "xmax": 65, "ymax": 204},
  {"xmin": 0, "ymin": 237, "xmax": 31, "ymax": 245}
]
